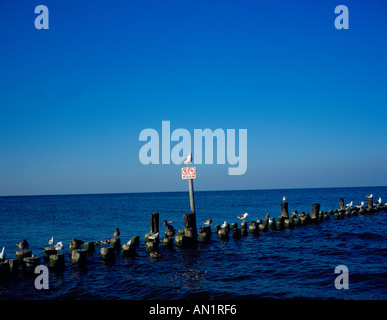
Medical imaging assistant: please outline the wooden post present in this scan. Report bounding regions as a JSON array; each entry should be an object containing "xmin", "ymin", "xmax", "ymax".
[
  {"xmin": 49, "ymin": 254, "xmax": 65, "ymax": 268},
  {"xmin": 311, "ymin": 203, "xmax": 320, "ymax": 220},
  {"xmin": 367, "ymin": 197, "xmax": 372, "ymax": 210},
  {"xmin": 23, "ymin": 256, "xmax": 41, "ymax": 273},
  {"xmin": 100, "ymin": 247, "xmax": 115, "ymax": 260},
  {"xmin": 188, "ymin": 178, "xmax": 195, "ymax": 214},
  {"xmin": 71, "ymin": 249, "xmax": 87, "ymax": 264},
  {"xmin": 281, "ymin": 202, "xmax": 289, "ymax": 218},
  {"xmin": 150, "ymin": 212, "xmax": 159, "ymax": 233},
  {"xmin": 339, "ymin": 198, "xmax": 344, "ymax": 209},
  {"xmin": 84, "ymin": 242, "xmax": 95, "ymax": 252},
  {"xmin": 183, "ymin": 213, "xmax": 197, "ymax": 241}
]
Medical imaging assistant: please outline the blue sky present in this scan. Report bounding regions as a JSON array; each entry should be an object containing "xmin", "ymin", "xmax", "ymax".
[{"xmin": 0, "ymin": 0, "xmax": 386, "ymax": 196}]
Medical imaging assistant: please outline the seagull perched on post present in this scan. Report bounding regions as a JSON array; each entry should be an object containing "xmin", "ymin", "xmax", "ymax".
[
  {"xmin": 16, "ymin": 240, "xmax": 29, "ymax": 251},
  {"xmin": 148, "ymin": 233, "xmax": 159, "ymax": 241},
  {"xmin": 0, "ymin": 247, "xmax": 5, "ymax": 262},
  {"xmin": 344, "ymin": 201, "xmax": 353, "ymax": 210},
  {"xmin": 365, "ymin": 194, "xmax": 373, "ymax": 199},
  {"xmin": 54, "ymin": 241, "xmax": 63, "ymax": 254},
  {"xmin": 291, "ymin": 210, "xmax": 298, "ymax": 215},
  {"xmin": 374, "ymin": 197, "xmax": 382, "ymax": 207},
  {"xmin": 164, "ymin": 220, "xmax": 175, "ymax": 231},
  {"xmin": 204, "ymin": 218, "xmax": 212, "ymax": 226},
  {"xmin": 48, "ymin": 236, "xmax": 54, "ymax": 247},
  {"xmin": 282, "ymin": 196, "xmax": 286, "ymax": 202},
  {"xmin": 237, "ymin": 213, "xmax": 248, "ymax": 221},
  {"xmin": 355, "ymin": 202, "xmax": 364, "ymax": 210},
  {"xmin": 221, "ymin": 221, "xmax": 227, "ymax": 229},
  {"xmin": 182, "ymin": 153, "xmax": 192, "ymax": 165},
  {"xmin": 114, "ymin": 228, "xmax": 120, "ymax": 239}
]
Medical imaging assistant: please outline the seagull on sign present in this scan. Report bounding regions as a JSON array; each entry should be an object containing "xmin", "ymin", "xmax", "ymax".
[{"xmin": 182, "ymin": 153, "xmax": 192, "ymax": 165}]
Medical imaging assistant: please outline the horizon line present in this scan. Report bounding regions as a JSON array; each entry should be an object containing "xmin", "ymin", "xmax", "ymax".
[{"xmin": 1, "ymin": 184, "xmax": 386, "ymax": 198}]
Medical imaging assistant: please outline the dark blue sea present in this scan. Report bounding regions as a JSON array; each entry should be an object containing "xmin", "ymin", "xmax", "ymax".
[{"xmin": 1, "ymin": 186, "xmax": 387, "ymax": 300}]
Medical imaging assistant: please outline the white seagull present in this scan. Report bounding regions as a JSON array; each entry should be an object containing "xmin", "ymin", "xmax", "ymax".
[
  {"xmin": 355, "ymin": 201, "xmax": 364, "ymax": 210},
  {"xmin": 126, "ymin": 239, "xmax": 132, "ymax": 245},
  {"xmin": 148, "ymin": 233, "xmax": 159, "ymax": 241},
  {"xmin": 374, "ymin": 197, "xmax": 382, "ymax": 207},
  {"xmin": 237, "ymin": 213, "xmax": 248, "ymax": 221},
  {"xmin": 182, "ymin": 153, "xmax": 192, "ymax": 165},
  {"xmin": 48, "ymin": 236, "xmax": 54, "ymax": 247},
  {"xmin": 365, "ymin": 194, "xmax": 373, "ymax": 199},
  {"xmin": 344, "ymin": 201, "xmax": 353, "ymax": 210},
  {"xmin": 221, "ymin": 221, "xmax": 227, "ymax": 229},
  {"xmin": 54, "ymin": 241, "xmax": 63, "ymax": 254},
  {"xmin": 269, "ymin": 217, "xmax": 276, "ymax": 223},
  {"xmin": 283, "ymin": 196, "xmax": 286, "ymax": 202},
  {"xmin": 0, "ymin": 247, "xmax": 5, "ymax": 261}
]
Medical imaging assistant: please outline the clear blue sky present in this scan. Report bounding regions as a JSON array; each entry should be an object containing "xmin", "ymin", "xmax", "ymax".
[{"xmin": 0, "ymin": 0, "xmax": 386, "ymax": 196}]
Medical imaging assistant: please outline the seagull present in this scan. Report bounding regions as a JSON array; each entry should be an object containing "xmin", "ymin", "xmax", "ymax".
[
  {"xmin": 344, "ymin": 201, "xmax": 353, "ymax": 210},
  {"xmin": 355, "ymin": 202, "xmax": 364, "ymax": 210},
  {"xmin": 283, "ymin": 196, "xmax": 286, "ymax": 202},
  {"xmin": 114, "ymin": 228, "xmax": 120, "ymax": 239},
  {"xmin": 291, "ymin": 210, "xmax": 298, "ymax": 215},
  {"xmin": 70, "ymin": 238, "xmax": 84, "ymax": 247},
  {"xmin": 182, "ymin": 153, "xmax": 192, "ymax": 165},
  {"xmin": 148, "ymin": 233, "xmax": 159, "ymax": 241},
  {"xmin": 221, "ymin": 221, "xmax": 227, "ymax": 229},
  {"xmin": 269, "ymin": 217, "xmax": 276, "ymax": 223},
  {"xmin": 16, "ymin": 239, "xmax": 29, "ymax": 251},
  {"xmin": 204, "ymin": 218, "xmax": 212, "ymax": 226},
  {"xmin": 126, "ymin": 239, "xmax": 132, "ymax": 245},
  {"xmin": 374, "ymin": 197, "xmax": 382, "ymax": 207},
  {"xmin": 48, "ymin": 236, "xmax": 54, "ymax": 247},
  {"xmin": 365, "ymin": 194, "xmax": 373, "ymax": 199},
  {"xmin": 164, "ymin": 220, "xmax": 175, "ymax": 231},
  {"xmin": 237, "ymin": 213, "xmax": 248, "ymax": 221},
  {"xmin": 54, "ymin": 241, "xmax": 63, "ymax": 254},
  {"xmin": 0, "ymin": 247, "xmax": 5, "ymax": 261}
]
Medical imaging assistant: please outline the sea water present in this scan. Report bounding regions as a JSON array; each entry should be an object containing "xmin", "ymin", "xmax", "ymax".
[{"xmin": 0, "ymin": 186, "xmax": 386, "ymax": 300}]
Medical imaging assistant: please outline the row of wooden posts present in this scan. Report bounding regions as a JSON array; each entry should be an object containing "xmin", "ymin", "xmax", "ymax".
[{"xmin": 0, "ymin": 197, "xmax": 385, "ymax": 277}]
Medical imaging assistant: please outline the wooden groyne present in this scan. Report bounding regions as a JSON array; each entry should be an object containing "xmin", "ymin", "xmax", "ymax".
[{"xmin": 0, "ymin": 197, "xmax": 386, "ymax": 278}]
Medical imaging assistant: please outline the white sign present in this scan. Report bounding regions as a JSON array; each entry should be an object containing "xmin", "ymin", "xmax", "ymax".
[{"xmin": 182, "ymin": 167, "xmax": 196, "ymax": 179}]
